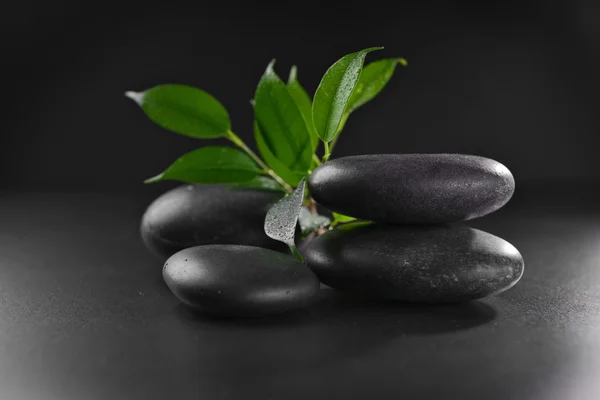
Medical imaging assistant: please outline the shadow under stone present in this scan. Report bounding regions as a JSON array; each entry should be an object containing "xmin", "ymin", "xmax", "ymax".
[{"xmin": 171, "ymin": 288, "xmax": 497, "ymax": 377}]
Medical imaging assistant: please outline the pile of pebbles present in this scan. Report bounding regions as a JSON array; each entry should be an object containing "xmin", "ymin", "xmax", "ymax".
[{"xmin": 143, "ymin": 154, "xmax": 523, "ymax": 317}]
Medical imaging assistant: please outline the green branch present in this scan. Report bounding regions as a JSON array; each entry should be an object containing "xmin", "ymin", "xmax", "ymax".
[{"xmin": 226, "ymin": 130, "xmax": 293, "ymax": 193}]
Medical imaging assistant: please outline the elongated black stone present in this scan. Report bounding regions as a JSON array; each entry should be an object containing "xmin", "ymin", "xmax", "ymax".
[
  {"xmin": 304, "ymin": 222, "xmax": 524, "ymax": 302},
  {"xmin": 141, "ymin": 185, "xmax": 285, "ymax": 258},
  {"xmin": 309, "ymin": 154, "xmax": 515, "ymax": 224},
  {"xmin": 163, "ymin": 245, "xmax": 321, "ymax": 317}
]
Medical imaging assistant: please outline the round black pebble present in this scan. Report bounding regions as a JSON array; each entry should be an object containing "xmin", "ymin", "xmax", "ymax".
[
  {"xmin": 308, "ymin": 154, "xmax": 515, "ymax": 224},
  {"xmin": 304, "ymin": 222, "xmax": 524, "ymax": 303},
  {"xmin": 163, "ymin": 245, "xmax": 321, "ymax": 317},
  {"xmin": 141, "ymin": 184, "xmax": 285, "ymax": 258}
]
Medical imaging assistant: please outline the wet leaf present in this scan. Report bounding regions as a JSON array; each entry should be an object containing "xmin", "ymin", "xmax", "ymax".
[
  {"xmin": 254, "ymin": 61, "xmax": 313, "ymax": 173},
  {"xmin": 287, "ymin": 66, "xmax": 318, "ymax": 151},
  {"xmin": 264, "ymin": 178, "xmax": 306, "ymax": 260},
  {"xmin": 312, "ymin": 47, "xmax": 382, "ymax": 142},
  {"xmin": 347, "ymin": 58, "xmax": 407, "ymax": 114}
]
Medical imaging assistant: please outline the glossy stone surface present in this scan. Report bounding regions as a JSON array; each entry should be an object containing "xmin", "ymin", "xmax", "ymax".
[
  {"xmin": 163, "ymin": 245, "xmax": 321, "ymax": 317},
  {"xmin": 309, "ymin": 154, "xmax": 515, "ymax": 224},
  {"xmin": 141, "ymin": 184, "xmax": 284, "ymax": 258},
  {"xmin": 304, "ymin": 222, "xmax": 524, "ymax": 302}
]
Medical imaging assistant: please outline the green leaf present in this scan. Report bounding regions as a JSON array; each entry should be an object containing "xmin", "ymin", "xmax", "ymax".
[
  {"xmin": 331, "ymin": 212, "xmax": 357, "ymax": 226},
  {"xmin": 312, "ymin": 47, "xmax": 383, "ymax": 142},
  {"xmin": 145, "ymin": 146, "xmax": 259, "ymax": 184},
  {"xmin": 287, "ymin": 66, "xmax": 318, "ymax": 151},
  {"xmin": 254, "ymin": 61, "xmax": 313, "ymax": 173},
  {"xmin": 228, "ymin": 176, "xmax": 285, "ymax": 192},
  {"xmin": 347, "ymin": 58, "xmax": 407, "ymax": 114},
  {"xmin": 298, "ymin": 207, "xmax": 331, "ymax": 234},
  {"xmin": 125, "ymin": 84, "xmax": 230, "ymax": 139},
  {"xmin": 333, "ymin": 212, "xmax": 357, "ymax": 223},
  {"xmin": 254, "ymin": 122, "xmax": 305, "ymax": 186},
  {"xmin": 264, "ymin": 178, "xmax": 306, "ymax": 260}
]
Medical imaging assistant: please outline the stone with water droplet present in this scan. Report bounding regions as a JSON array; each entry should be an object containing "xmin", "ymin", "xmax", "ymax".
[
  {"xmin": 304, "ymin": 222, "xmax": 524, "ymax": 302},
  {"xmin": 163, "ymin": 245, "xmax": 321, "ymax": 317},
  {"xmin": 309, "ymin": 154, "xmax": 515, "ymax": 224}
]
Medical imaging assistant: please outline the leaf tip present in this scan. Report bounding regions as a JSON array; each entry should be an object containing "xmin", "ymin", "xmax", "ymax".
[
  {"xmin": 143, "ymin": 174, "xmax": 163, "ymax": 184},
  {"xmin": 398, "ymin": 58, "xmax": 408, "ymax": 66},
  {"xmin": 266, "ymin": 59, "xmax": 276, "ymax": 73},
  {"xmin": 288, "ymin": 65, "xmax": 298, "ymax": 84},
  {"xmin": 125, "ymin": 90, "xmax": 144, "ymax": 105}
]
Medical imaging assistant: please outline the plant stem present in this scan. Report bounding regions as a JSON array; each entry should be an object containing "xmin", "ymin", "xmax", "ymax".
[
  {"xmin": 226, "ymin": 130, "xmax": 293, "ymax": 193},
  {"xmin": 322, "ymin": 141, "xmax": 331, "ymax": 163},
  {"xmin": 312, "ymin": 154, "xmax": 322, "ymax": 167},
  {"xmin": 289, "ymin": 244, "xmax": 303, "ymax": 262}
]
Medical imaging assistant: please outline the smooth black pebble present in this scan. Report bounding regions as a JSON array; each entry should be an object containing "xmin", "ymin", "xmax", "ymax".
[
  {"xmin": 141, "ymin": 184, "xmax": 285, "ymax": 258},
  {"xmin": 309, "ymin": 154, "xmax": 515, "ymax": 224},
  {"xmin": 304, "ymin": 222, "xmax": 524, "ymax": 303},
  {"xmin": 163, "ymin": 245, "xmax": 321, "ymax": 317}
]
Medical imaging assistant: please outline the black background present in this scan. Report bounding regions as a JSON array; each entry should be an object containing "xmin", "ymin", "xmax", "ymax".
[{"xmin": 3, "ymin": 0, "xmax": 600, "ymax": 195}]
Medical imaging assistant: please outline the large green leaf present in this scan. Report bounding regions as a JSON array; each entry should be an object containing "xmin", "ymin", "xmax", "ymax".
[
  {"xmin": 145, "ymin": 146, "xmax": 259, "ymax": 184},
  {"xmin": 312, "ymin": 47, "xmax": 382, "ymax": 142},
  {"xmin": 254, "ymin": 123, "xmax": 305, "ymax": 187},
  {"xmin": 347, "ymin": 58, "xmax": 407, "ymax": 114},
  {"xmin": 287, "ymin": 66, "xmax": 318, "ymax": 151},
  {"xmin": 125, "ymin": 84, "xmax": 230, "ymax": 139},
  {"xmin": 264, "ymin": 178, "xmax": 306, "ymax": 260},
  {"xmin": 254, "ymin": 61, "xmax": 313, "ymax": 173}
]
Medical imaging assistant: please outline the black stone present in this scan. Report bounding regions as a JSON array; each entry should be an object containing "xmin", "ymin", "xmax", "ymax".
[
  {"xmin": 309, "ymin": 154, "xmax": 515, "ymax": 224},
  {"xmin": 163, "ymin": 245, "xmax": 321, "ymax": 317},
  {"xmin": 304, "ymin": 222, "xmax": 524, "ymax": 302},
  {"xmin": 141, "ymin": 185, "xmax": 285, "ymax": 258}
]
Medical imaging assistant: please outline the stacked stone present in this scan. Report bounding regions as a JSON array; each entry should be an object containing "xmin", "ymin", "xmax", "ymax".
[
  {"xmin": 305, "ymin": 154, "xmax": 524, "ymax": 303},
  {"xmin": 141, "ymin": 153, "xmax": 524, "ymax": 316}
]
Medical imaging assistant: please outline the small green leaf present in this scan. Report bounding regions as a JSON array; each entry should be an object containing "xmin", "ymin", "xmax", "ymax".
[
  {"xmin": 254, "ymin": 61, "xmax": 313, "ymax": 173},
  {"xmin": 287, "ymin": 66, "xmax": 318, "ymax": 151},
  {"xmin": 312, "ymin": 47, "xmax": 383, "ymax": 142},
  {"xmin": 228, "ymin": 176, "xmax": 285, "ymax": 192},
  {"xmin": 254, "ymin": 122, "xmax": 305, "ymax": 186},
  {"xmin": 145, "ymin": 146, "xmax": 259, "ymax": 184},
  {"xmin": 298, "ymin": 207, "xmax": 331, "ymax": 234},
  {"xmin": 347, "ymin": 58, "xmax": 407, "ymax": 114},
  {"xmin": 125, "ymin": 84, "xmax": 230, "ymax": 139},
  {"xmin": 264, "ymin": 178, "xmax": 306, "ymax": 260},
  {"xmin": 331, "ymin": 212, "xmax": 357, "ymax": 226}
]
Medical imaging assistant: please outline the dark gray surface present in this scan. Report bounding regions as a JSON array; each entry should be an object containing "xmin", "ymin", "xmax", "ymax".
[
  {"xmin": 1, "ymin": 188, "xmax": 600, "ymax": 400},
  {"xmin": 304, "ymin": 223, "xmax": 524, "ymax": 302}
]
